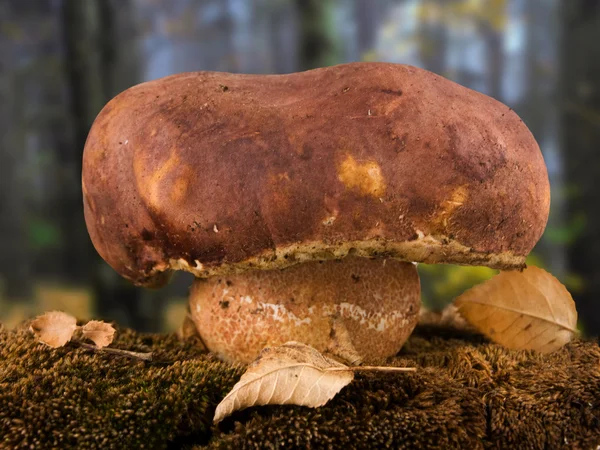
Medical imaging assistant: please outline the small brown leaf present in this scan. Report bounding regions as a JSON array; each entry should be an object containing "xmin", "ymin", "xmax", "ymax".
[
  {"xmin": 30, "ymin": 311, "xmax": 77, "ymax": 348},
  {"xmin": 214, "ymin": 342, "xmax": 354, "ymax": 423},
  {"xmin": 454, "ymin": 266, "xmax": 578, "ymax": 353},
  {"xmin": 81, "ymin": 320, "xmax": 116, "ymax": 348}
]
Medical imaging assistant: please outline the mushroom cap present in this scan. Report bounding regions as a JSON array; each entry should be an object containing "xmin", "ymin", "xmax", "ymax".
[
  {"xmin": 189, "ymin": 257, "xmax": 420, "ymax": 364},
  {"xmin": 82, "ymin": 62, "xmax": 550, "ymax": 287}
]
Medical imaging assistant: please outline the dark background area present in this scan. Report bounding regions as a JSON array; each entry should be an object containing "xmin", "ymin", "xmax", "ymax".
[{"xmin": 0, "ymin": 0, "xmax": 598, "ymax": 336}]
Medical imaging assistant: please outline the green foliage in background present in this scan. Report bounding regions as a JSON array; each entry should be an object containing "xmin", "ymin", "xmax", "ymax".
[
  {"xmin": 27, "ymin": 216, "xmax": 62, "ymax": 251},
  {"xmin": 418, "ymin": 263, "xmax": 497, "ymax": 311},
  {"xmin": 418, "ymin": 250, "xmax": 584, "ymax": 313},
  {"xmin": 544, "ymin": 213, "xmax": 586, "ymax": 246}
]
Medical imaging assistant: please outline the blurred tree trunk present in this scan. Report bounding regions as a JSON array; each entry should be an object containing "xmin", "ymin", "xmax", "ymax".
[
  {"xmin": 518, "ymin": 0, "xmax": 556, "ymax": 269},
  {"xmin": 417, "ymin": 1, "xmax": 447, "ymax": 76},
  {"xmin": 60, "ymin": 0, "xmax": 104, "ymax": 283},
  {"xmin": 484, "ymin": 25, "xmax": 503, "ymax": 100},
  {"xmin": 521, "ymin": 0, "xmax": 545, "ymax": 157},
  {"xmin": 562, "ymin": 0, "xmax": 600, "ymax": 336},
  {"xmin": 0, "ymin": 2, "xmax": 36, "ymax": 300},
  {"xmin": 355, "ymin": 0, "xmax": 379, "ymax": 57},
  {"xmin": 0, "ymin": 74, "xmax": 31, "ymax": 299},
  {"xmin": 267, "ymin": 1, "xmax": 295, "ymax": 74},
  {"xmin": 482, "ymin": 0, "xmax": 506, "ymax": 100},
  {"xmin": 294, "ymin": 0, "xmax": 337, "ymax": 70},
  {"xmin": 61, "ymin": 0, "xmax": 163, "ymax": 331}
]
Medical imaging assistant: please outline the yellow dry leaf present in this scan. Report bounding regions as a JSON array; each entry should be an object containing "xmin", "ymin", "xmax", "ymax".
[
  {"xmin": 214, "ymin": 342, "xmax": 354, "ymax": 423},
  {"xmin": 81, "ymin": 320, "xmax": 116, "ymax": 348},
  {"xmin": 454, "ymin": 266, "xmax": 578, "ymax": 353},
  {"xmin": 30, "ymin": 311, "xmax": 78, "ymax": 348}
]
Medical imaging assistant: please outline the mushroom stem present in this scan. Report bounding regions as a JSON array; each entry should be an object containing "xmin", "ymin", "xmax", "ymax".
[{"xmin": 188, "ymin": 256, "xmax": 421, "ymax": 364}]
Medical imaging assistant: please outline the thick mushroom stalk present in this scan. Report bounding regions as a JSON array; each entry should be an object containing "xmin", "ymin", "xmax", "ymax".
[{"xmin": 189, "ymin": 257, "xmax": 420, "ymax": 364}]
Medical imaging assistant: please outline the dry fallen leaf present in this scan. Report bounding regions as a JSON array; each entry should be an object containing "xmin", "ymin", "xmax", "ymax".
[
  {"xmin": 454, "ymin": 266, "xmax": 578, "ymax": 353},
  {"xmin": 30, "ymin": 311, "xmax": 78, "ymax": 348},
  {"xmin": 214, "ymin": 341, "xmax": 415, "ymax": 424},
  {"xmin": 81, "ymin": 320, "xmax": 116, "ymax": 348},
  {"xmin": 214, "ymin": 342, "xmax": 353, "ymax": 423}
]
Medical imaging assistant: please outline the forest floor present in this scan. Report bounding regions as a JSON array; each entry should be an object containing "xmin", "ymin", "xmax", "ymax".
[{"xmin": 1, "ymin": 319, "xmax": 599, "ymax": 449}]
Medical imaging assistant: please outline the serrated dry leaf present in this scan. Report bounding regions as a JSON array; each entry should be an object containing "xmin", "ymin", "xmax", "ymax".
[
  {"xmin": 214, "ymin": 341, "xmax": 354, "ymax": 423},
  {"xmin": 454, "ymin": 266, "xmax": 577, "ymax": 353},
  {"xmin": 82, "ymin": 320, "xmax": 116, "ymax": 348},
  {"xmin": 30, "ymin": 311, "xmax": 78, "ymax": 348}
]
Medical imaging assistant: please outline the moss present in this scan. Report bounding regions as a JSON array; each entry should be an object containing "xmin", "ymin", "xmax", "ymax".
[
  {"xmin": 0, "ymin": 326, "xmax": 242, "ymax": 449},
  {"xmin": 1, "ymin": 323, "xmax": 599, "ymax": 449}
]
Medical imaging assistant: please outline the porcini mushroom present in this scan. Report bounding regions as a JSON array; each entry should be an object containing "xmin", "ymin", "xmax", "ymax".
[{"xmin": 82, "ymin": 62, "xmax": 549, "ymax": 364}]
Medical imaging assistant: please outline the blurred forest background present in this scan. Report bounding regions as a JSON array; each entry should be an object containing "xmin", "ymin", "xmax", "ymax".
[{"xmin": 0, "ymin": 0, "xmax": 599, "ymax": 336}]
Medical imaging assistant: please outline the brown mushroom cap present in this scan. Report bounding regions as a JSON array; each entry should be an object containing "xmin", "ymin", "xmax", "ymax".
[
  {"xmin": 189, "ymin": 257, "xmax": 420, "ymax": 364},
  {"xmin": 82, "ymin": 62, "xmax": 549, "ymax": 288}
]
